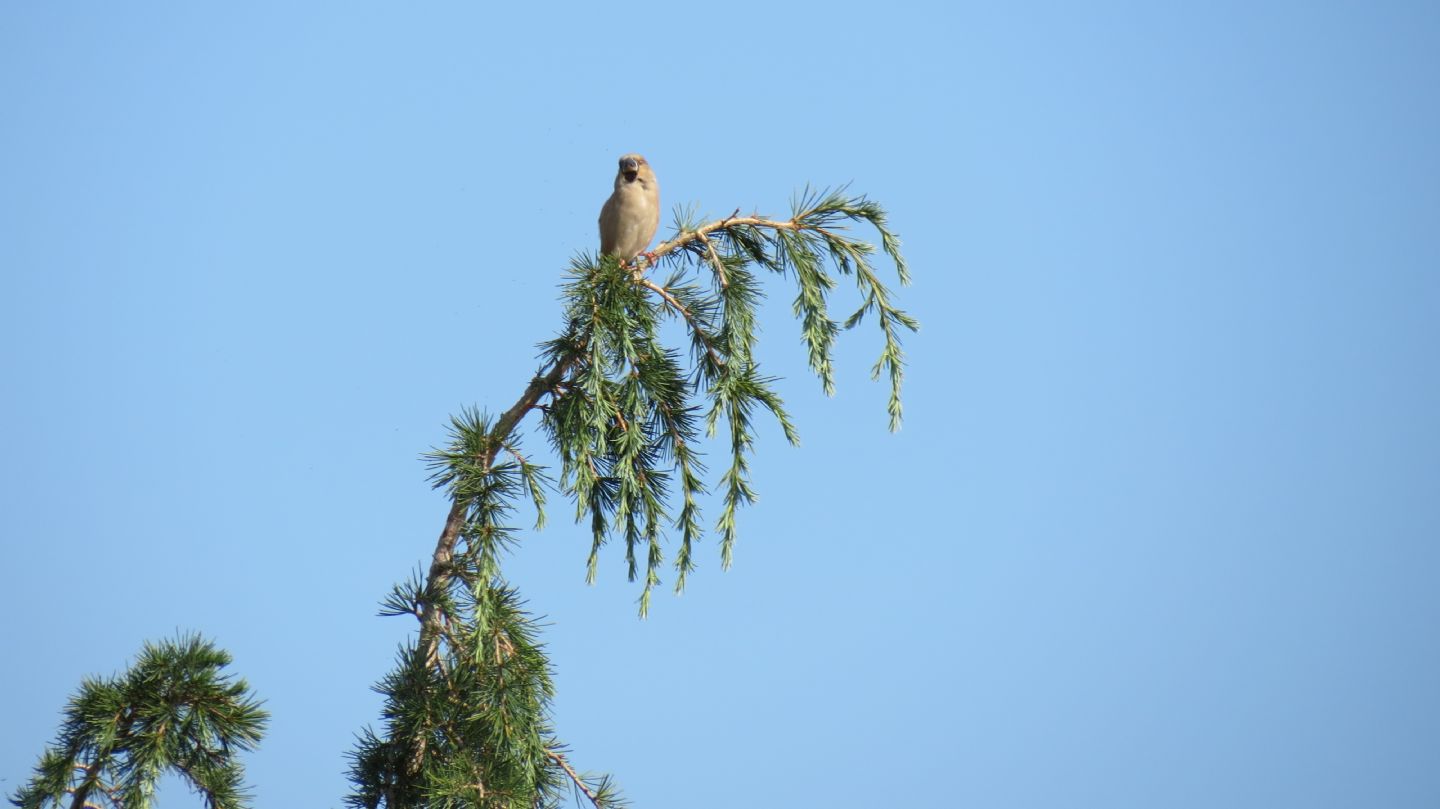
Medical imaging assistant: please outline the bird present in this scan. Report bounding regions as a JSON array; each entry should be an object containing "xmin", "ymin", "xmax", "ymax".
[{"xmin": 598, "ymin": 153, "xmax": 660, "ymax": 265}]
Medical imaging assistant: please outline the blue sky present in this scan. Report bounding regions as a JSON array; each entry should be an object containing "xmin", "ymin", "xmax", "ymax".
[{"xmin": 3, "ymin": 2, "xmax": 1439, "ymax": 807}]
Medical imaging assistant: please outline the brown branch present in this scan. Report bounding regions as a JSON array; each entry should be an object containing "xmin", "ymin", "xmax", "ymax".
[
  {"xmin": 409, "ymin": 353, "xmax": 580, "ymax": 776},
  {"xmin": 497, "ymin": 443, "xmax": 530, "ymax": 466},
  {"xmin": 168, "ymin": 759, "xmax": 223, "ymax": 809},
  {"xmin": 697, "ymin": 231, "xmax": 729, "ymax": 289},
  {"xmin": 66, "ymin": 764, "xmax": 115, "ymax": 809},
  {"xmin": 71, "ymin": 731, "xmax": 128, "ymax": 809},
  {"xmin": 637, "ymin": 277, "xmax": 725, "ymax": 371},
  {"xmin": 417, "ymin": 356, "xmax": 579, "ymax": 665},
  {"xmin": 641, "ymin": 214, "xmax": 804, "ymax": 271},
  {"xmin": 547, "ymin": 749, "xmax": 603, "ymax": 808}
]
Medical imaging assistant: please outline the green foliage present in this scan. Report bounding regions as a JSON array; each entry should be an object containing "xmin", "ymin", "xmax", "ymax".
[
  {"xmin": 350, "ymin": 189, "xmax": 913, "ymax": 807},
  {"xmin": 542, "ymin": 188, "xmax": 914, "ymax": 607},
  {"xmin": 351, "ymin": 412, "xmax": 627, "ymax": 809},
  {"xmin": 11, "ymin": 634, "xmax": 267, "ymax": 809},
  {"xmin": 347, "ymin": 587, "xmax": 593, "ymax": 809}
]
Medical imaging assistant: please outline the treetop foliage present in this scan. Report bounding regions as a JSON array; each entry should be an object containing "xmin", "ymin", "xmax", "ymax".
[{"xmin": 11, "ymin": 634, "xmax": 267, "ymax": 809}]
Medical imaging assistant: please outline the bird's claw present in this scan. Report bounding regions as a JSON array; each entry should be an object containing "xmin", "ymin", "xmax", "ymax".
[{"xmin": 624, "ymin": 251, "xmax": 658, "ymax": 276}]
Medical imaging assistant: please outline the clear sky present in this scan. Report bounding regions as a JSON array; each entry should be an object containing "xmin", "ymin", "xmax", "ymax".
[{"xmin": 3, "ymin": 2, "xmax": 1438, "ymax": 807}]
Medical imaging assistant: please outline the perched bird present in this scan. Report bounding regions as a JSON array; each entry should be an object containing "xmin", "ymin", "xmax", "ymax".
[{"xmin": 598, "ymin": 153, "xmax": 660, "ymax": 264}]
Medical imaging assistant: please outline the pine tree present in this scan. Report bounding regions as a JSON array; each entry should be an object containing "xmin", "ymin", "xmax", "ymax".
[
  {"xmin": 346, "ymin": 188, "xmax": 916, "ymax": 807},
  {"xmin": 10, "ymin": 635, "xmax": 267, "ymax": 809}
]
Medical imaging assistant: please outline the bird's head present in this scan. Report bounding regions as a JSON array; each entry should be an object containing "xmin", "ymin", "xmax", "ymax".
[{"xmin": 616, "ymin": 153, "xmax": 650, "ymax": 186}]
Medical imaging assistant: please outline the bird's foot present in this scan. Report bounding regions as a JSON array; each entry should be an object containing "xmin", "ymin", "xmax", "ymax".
[{"xmin": 623, "ymin": 252, "xmax": 658, "ymax": 281}]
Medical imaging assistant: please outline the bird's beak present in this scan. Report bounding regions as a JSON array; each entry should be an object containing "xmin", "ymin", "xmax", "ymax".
[{"xmin": 622, "ymin": 157, "xmax": 640, "ymax": 181}]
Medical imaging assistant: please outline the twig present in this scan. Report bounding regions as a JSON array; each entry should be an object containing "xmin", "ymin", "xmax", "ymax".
[
  {"xmin": 547, "ymin": 749, "xmax": 603, "ymax": 808},
  {"xmin": 697, "ymin": 231, "xmax": 729, "ymax": 289},
  {"xmin": 648, "ymin": 214, "xmax": 803, "ymax": 261},
  {"xmin": 638, "ymin": 277, "xmax": 725, "ymax": 371},
  {"xmin": 66, "ymin": 765, "xmax": 117, "ymax": 809}
]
